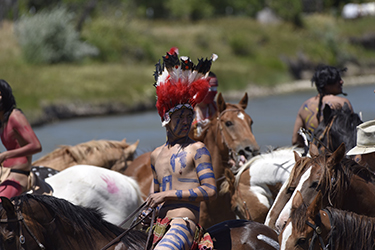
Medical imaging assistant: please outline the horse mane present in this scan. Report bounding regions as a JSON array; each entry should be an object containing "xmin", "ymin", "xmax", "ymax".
[
  {"xmin": 33, "ymin": 139, "xmax": 131, "ymax": 165},
  {"xmin": 13, "ymin": 194, "xmax": 146, "ymax": 249},
  {"xmin": 325, "ymin": 207, "xmax": 375, "ymax": 250},
  {"xmin": 318, "ymin": 156, "xmax": 373, "ymax": 207},
  {"xmin": 286, "ymin": 156, "xmax": 311, "ymax": 189},
  {"xmin": 313, "ymin": 105, "xmax": 362, "ymax": 152}
]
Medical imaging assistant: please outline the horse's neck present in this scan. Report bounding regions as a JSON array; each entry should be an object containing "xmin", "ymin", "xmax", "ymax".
[{"xmin": 204, "ymin": 120, "xmax": 229, "ymax": 178}]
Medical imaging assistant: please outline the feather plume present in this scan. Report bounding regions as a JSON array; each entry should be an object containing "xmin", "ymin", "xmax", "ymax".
[{"xmin": 154, "ymin": 47, "xmax": 217, "ymax": 125}]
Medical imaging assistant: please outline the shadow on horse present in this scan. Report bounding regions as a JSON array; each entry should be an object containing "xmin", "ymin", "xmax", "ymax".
[
  {"xmin": 279, "ymin": 190, "xmax": 375, "ymax": 250},
  {"xmin": 0, "ymin": 194, "xmax": 279, "ymax": 250},
  {"xmin": 32, "ymin": 138, "xmax": 139, "ymax": 173},
  {"xmin": 125, "ymin": 92, "xmax": 260, "ymax": 228}
]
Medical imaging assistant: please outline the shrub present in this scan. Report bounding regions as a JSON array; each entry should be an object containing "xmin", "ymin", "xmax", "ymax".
[{"xmin": 14, "ymin": 6, "xmax": 98, "ymax": 64}]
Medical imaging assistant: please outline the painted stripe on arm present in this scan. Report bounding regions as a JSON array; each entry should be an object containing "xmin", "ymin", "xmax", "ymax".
[
  {"xmin": 194, "ymin": 147, "xmax": 211, "ymax": 160},
  {"xmin": 196, "ymin": 162, "xmax": 213, "ymax": 173}
]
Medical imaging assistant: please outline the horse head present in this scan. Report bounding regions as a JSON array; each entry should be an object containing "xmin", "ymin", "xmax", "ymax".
[
  {"xmin": 212, "ymin": 92, "xmax": 260, "ymax": 172},
  {"xmin": 279, "ymin": 191, "xmax": 329, "ymax": 250},
  {"xmin": 313, "ymin": 103, "xmax": 362, "ymax": 154},
  {"xmin": 275, "ymin": 142, "xmax": 375, "ymax": 233},
  {"xmin": 0, "ymin": 196, "xmax": 29, "ymax": 250}
]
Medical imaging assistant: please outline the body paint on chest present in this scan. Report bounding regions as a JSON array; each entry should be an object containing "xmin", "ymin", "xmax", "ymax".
[{"xmin": 170, "ymin": 151, "xmax": 187, "ymax": 172}]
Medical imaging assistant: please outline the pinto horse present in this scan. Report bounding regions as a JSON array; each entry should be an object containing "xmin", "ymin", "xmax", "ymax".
[
  {"xmin": 44, "ymin": 164, "xmax": 145, "ymax": 228},
  {"xmin": 275, "ymin": 143, "xmax": 375, "ymax": 233},
  {"xmin": 0, "ymin": 194, "xmax": 279, "ymax": 250},
  {"xmin": 125, "ymin": 92, "xmax": 260, "ymax": 229},
  {"xmin": 32, "ymin": 138, "xmax": 139, "ymax": 173},
  {"xmin": 279, "ymin": 190, "xmax": 375, "ymax": 250},
  {"xmin": 232, "ymin": 146, "xmax": 303, "ymax": 223}
]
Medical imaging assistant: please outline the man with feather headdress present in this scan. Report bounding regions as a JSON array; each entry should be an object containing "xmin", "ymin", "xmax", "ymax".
[{"xmin": 143, "ymin": 48, "xmax": 217, "ymax": 250}]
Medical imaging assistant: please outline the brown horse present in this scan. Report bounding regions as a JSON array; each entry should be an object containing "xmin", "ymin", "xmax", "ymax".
[
  {"xmin": 275, "ymin": 143, "xmax": 375, "ymax": 233},
  {"xmin": 0, "ymin": 194, "xmax": 279, "ymax": 250},
  {"xmin": 32, "ymin": 138, "xmax": 139, "ymax": 172},
  {"xmin": 264, "ymin": 151, "xmax": 312, "ymax": 230},
  {"xmin": 0, "ymin": 194, "xmax": 147, "ymax": 250},
  {"xmin": 125, "ymin": 92, "xmax": 260, "ymax": 229},
  {"xmin": 280, "ymin": 190, "xmax": 375, "ymax": 250},
  {"xmin": 266, "ymin": 106, "xmax": 362, "ymax": 231}
]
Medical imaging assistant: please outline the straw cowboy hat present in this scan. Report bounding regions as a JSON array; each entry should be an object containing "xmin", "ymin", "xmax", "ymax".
[{"xmin": 347, "ymin": 120, "xmax": 375, "ymax": 155}]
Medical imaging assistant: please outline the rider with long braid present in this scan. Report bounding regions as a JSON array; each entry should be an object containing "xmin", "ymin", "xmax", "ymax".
[{"xmin": 292, "ymin": 65, "xmax": 354, "ymax": 147}]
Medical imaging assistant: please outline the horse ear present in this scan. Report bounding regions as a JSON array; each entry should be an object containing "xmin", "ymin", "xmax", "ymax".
[
  {"xmin": 292, "ymin": 191, "xmax": 304, "ymax": 210},
  {"xmin": 293, "ymin": 151, "xmax": 301, "ymax": 162},
  {"xmin": 323, "ymin": 104, "xmax": 332, "ymax": 125},
  {"xmin": 307, "ymin": 191, "xmax": 323, "ymax": 219},
  {"xmin": 217, "ymin": 92, "xmax": 226, "ymax": 113},
  {"xmin": 327, "ymin": 142, "xmax": 346, "ymax": 168},
  {"xmin": 309, "ymin": 143, "xmax": 319, "ymax": 157},
  {"xmin": 238, "ymin": 93, "xmax": 248, "ymax": 110},
  {"xmin": 0, "ymin": 196, "xmax": 16, "ymax": 217},
  {"xmin": 125, "ymin": 140, "xmax": 139, "ymax": 155}
]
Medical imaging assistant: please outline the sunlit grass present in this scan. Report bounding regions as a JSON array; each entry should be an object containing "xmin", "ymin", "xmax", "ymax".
[{"xmin": 0, "ymin": 14, "xmax": 374, "ymax": 121}]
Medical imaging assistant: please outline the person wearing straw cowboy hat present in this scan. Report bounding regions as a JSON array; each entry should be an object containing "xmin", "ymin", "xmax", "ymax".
[{"xmin": 347, "ymin": 120, "xmax": 375, "ymax": 172}]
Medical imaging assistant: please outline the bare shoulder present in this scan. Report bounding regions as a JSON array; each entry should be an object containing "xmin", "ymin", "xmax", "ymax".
[
  {"xmin": 150, "ymin": 145, "xmax": 164, "ymax": 162},
  {"xmin": 188, "ymin": 141, "xmax": 207, "ymax": 151},
  {"xmin": 323, "ymin": 95, "xmax": 353, "ymax": 109},
  {"xmin": 8, "ymin": 109, "xmax": 28, "ymax": 125}
]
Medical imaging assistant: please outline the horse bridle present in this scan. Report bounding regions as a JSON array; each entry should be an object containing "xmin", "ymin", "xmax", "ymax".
[
  {"xmin": 305, "ymin": 208, "xmax": 334, "ymax": 250},
  {"xmin": 0, "ymin": 205, "xmax": 46, "ymax": 250},
  {"xmin": 216, "ymin": 108, "xmax": 245, "ymax": 168}
]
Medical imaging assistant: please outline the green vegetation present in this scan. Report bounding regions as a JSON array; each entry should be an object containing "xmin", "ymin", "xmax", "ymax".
[{"xmin": 1, "ymin": 8, "xmax": 375, "ymax": 123}]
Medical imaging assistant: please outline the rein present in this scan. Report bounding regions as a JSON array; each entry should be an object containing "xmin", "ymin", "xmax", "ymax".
[
  {"xmin": 299, "ymin": 127, "xmax": 332, "ymax": 154},
  {"xmin": 100, "ymin": 201, "xmax": 156, "ymax": 250},
  {"xmin": 215, "ymin": 108, "xmax": 242, "ymax": 163},
  {"xmin": 0, "ymin": 205, "xmax": 46, "ymax": 250}
]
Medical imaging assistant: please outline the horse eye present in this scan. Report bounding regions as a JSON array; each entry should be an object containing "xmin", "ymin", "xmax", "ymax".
[
  {"xmin": 5, "ymin": 236, "xmax": 15, "ymax": 244},
  {"xmin": 287, "ymin": 187, "xmax": 295, "ymax": 194},
  {"xmin": 310, "ymin": 181, "xmax": 319, "ymax": 189},
  {"xmin": 296, "ymin": 237, "xmax": 307, "ymax": 246},
  {"xmin": 225, "ymin": 121, "xmax": 233, "ymax": 126}
]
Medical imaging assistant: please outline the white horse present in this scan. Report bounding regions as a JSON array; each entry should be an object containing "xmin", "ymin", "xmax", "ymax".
[
  {"xmin": 44, "ymin": 164, "xmax": 144, "ymax": 228},
  {"xmin": 232, "ymin": 146, "xmax": 303, "ymax": 223}
]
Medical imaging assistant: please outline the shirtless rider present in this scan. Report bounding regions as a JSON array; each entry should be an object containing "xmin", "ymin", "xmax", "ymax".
[
  {"xmin": 0, "ymin": 79, "xmax": 42, "ymax": 198},
  {"xmin": 292, "ymin": 65, "xmax": 354, "ymax": 147},
  {"xmin": 144, "ymin": 48, "xmax": 217, "ymax": 250}
]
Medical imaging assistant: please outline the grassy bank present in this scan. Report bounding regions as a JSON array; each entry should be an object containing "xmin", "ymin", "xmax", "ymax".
[{"xmin": 1, "ymin": 14, "xmax": 374, "ymax": 123}]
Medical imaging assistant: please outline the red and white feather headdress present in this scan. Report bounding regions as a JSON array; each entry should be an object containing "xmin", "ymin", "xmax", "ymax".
[{"xmin": 154, "ymin": 47, "xmax": 218, "ymax": 126}]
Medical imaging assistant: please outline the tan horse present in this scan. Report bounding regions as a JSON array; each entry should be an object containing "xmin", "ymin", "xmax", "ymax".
[
  {"xmin": 32, "ymin": 139, "xmax": 139, "ymax": 172},
  {"xmin": 126, "ymin": 93, "xmax": 260, "ymax": 228}
]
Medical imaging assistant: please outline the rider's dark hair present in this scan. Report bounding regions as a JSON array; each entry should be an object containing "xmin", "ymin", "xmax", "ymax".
[
  {"xmin": 311, "ymin": 65, "xmax": 347, "ymax": 123},
  {"xmin": 0, "ymin": 79, "xmax": 17, "ymax": 126}
]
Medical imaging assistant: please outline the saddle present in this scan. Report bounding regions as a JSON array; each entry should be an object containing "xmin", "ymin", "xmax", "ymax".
[{"xmin": 0, "ymin": 166, "xmax": 54, "ymax": 196}]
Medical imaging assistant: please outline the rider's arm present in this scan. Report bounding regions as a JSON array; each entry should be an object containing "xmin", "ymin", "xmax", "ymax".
[{"xmin": 292, "ymin": 108, "xmax": 305, "ymax": 147}]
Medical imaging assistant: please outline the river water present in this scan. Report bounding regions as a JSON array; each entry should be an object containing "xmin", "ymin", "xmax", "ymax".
[{"xmin": 4, "ymin": 84, "xmax": 375, "ymax": 160}]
